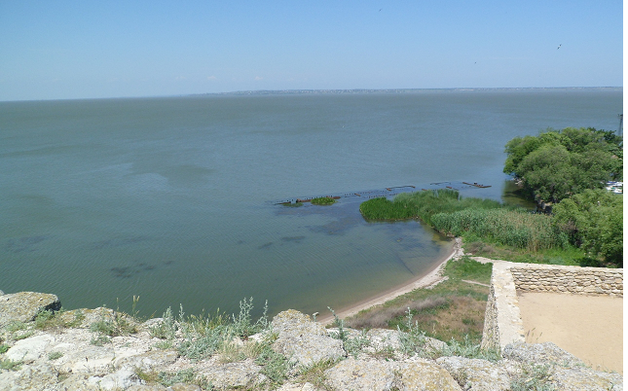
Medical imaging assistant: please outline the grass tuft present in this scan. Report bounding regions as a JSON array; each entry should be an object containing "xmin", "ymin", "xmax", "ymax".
[
  {"xmin": 0, "ymin": 359, "xmax": 22, "ymax": 371},
  {"xmin": 89, "ymin": 310, "xmax": 137, "ymax": 337},
  {"xmin": 297, "ymin": 359, "xmax": 338, "ymax": 391},
  {"xmin": 47, "ymin": 351, "xmax": 63, "ymax": 361},
  {"xmin": 510, "ymin": 362, "xmax": 556, "ymax": 391}
]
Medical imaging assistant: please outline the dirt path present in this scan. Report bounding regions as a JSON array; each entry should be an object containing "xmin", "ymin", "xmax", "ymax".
[{"xmin": 517, "ymin": 292, "xmax": 623, "ymax": 374}]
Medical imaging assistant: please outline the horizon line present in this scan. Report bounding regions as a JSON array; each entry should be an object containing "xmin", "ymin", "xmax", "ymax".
[{"xmin": 1, "ymin": 86, "xmax": 622, "ymax": 103}]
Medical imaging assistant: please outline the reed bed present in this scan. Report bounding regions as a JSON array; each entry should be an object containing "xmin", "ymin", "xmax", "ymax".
[
  {"xmin": 431, "ymin": 208, "xmax": 567, "ymax": 251},
  {"xmin": 360, "ymin": 189, "xmax": 503, "ymax": 223},
  {"xmin": 360, "ymin": 189, "xmax": 568, "ymax": 252}
]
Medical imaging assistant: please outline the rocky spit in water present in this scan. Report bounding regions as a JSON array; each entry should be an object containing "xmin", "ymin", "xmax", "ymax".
[{"xmin": 0, "ymin": 291, "xmax": 622, "ymax": 391}]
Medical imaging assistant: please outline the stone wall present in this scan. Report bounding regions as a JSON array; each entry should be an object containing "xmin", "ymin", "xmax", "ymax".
[
  {"xmin": 481, "ymin": 261, "xmax": 525, "ymax": 350},
  {"xmin": 481, "ymin": 261, "xmax": 623, "ymax": 350},
  {"xmin": 510, "ymin": 263, "xmax": 623, "ymax": 297}
]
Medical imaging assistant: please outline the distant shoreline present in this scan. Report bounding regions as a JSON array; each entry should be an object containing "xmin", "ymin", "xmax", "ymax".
[
  {"xmin": 317, "ymin": 237, "xmax": 464, "ymax": 325},
  {"xmin": 193, "ymin": 86, "xmax": 622, "ymax": 97},
  {"xmin": 4, "ymin": 86, "xmax": 620, "ymax": 103}
]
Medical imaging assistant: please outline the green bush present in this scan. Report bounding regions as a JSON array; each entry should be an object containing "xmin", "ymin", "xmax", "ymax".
[
  {"xmin": 504, "ymin": 127, "xmax": 622, "ymax": 203},
  {"xmin": 553, "ymin": 189, "xmax": 623, "ymax": 266}
]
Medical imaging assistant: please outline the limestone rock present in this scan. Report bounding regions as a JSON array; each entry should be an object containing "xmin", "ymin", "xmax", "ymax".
[
  {"xmin": 63, "ymin": 345, "xmax": 118, "ymax": 375},
  {"xmin": 0, "ymin": 298, "xmax": 622, "ymax": 391},
  {"xmin": 58, "ymin": 374, "xmax": 102, "ymax": 391},
  {"xmin": 395, "ymin": 359, "xmax": 462, "ymax": 391},
  {"xmin": 365, "ymin": 329, "xmax": 402, "ymax": 352},
  {"xmin": 166, "ymin": 384, "xmax": 202, "ymax": 391},
  {"xmin": 277, "ymin": 382, "xmax": 320, "ymax": 391},
  {"xmin": 56, "ymin": 307, "xmax": 116, "ymax": 329},
  {"xmin": 128, "ymin": 386, "xmax": 169, "ymax": 391},
  {"xmin": 116, "ymin": 349, "xmax": 179, "ymax": 372},
  {"xmin": 0, "ymin": 363, "xmax": 59, "ymax": 391},
  {"xmin": 87, "ymin": 369, "xmax": 143, "ymax": 390},
  {"xmin": 271, "ymin": 310, "xmax": 345, "ymax": 366},
  {"xmin": 128, "ymin": 385, "xmax": 169, "ymax": 391},
  {"xmin": 436, "ymin": 356, "xmax": 510, "ymax": 391},
  {"xmin": 0, "ymin": 292, "xmax": 61, "ymax": 327},
  {"xmin": 324, "ymin": 358, "xmax": 397, "ymax": 391},
  {"xmin": 197, "ymin": 360, "xmax": 263, "ymax": 390},
  {"xmin": 503, "ymin": 341, "xmax": 585, "ymax": 368},
  {"xmin": 5, "ymin": 335, "xmax": 54, "ymax": 364},
  {"xmin": 550, "ymin": 365, "xmax": 623, "ymax": 391}
]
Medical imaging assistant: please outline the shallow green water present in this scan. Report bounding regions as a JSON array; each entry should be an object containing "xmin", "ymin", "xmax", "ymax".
[{"xmin": 0, "ymin": 88, "xmax": 621, "ymax": 317}]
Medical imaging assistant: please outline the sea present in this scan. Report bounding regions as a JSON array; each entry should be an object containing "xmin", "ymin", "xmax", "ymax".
[{"xmin": 0, "ymin": 88, "xmax": 622, "ymax": 318}]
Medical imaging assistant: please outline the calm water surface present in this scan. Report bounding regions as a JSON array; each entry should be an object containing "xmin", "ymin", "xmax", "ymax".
[{"xmin": 0, "ymin": 88, "xmax": 621, "ymax": 317}]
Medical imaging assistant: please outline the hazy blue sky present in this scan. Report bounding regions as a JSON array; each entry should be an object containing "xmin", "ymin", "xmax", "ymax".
[{"xmin": 0, "ymin": 1, "xmax": 622, "ymax": 101}]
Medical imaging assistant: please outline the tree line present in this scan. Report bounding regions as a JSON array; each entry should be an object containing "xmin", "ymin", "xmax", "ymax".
[
  {"xmin": 504, "ymin": 127, "xmax": 622, "ymax": 266},
  {"xmin": 360, "ymin": 127, "xmax": 622, "ymax": 267}
]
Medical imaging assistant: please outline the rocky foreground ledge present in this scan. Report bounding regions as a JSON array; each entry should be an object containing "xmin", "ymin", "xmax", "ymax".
[{"xmin": 0, "ymin": 292, "xmax": 622, "ymax": 391}]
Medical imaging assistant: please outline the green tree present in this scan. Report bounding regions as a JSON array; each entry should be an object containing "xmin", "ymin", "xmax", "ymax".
[
  {"xmin": 553, "ymin": 189, "xmax": 623, "ymax": 267},
  {"xmin": 504, "ymin": 127, "xmax": 622, "ymax": 203}
]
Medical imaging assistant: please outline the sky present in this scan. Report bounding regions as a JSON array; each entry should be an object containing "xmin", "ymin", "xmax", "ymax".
[{"xmin": 0, "ymin": 0, "xmax": 623, "ymax": 101}]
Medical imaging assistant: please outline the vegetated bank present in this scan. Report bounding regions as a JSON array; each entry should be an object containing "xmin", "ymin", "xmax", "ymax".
[
  {"xmin": 345, "ymin": 255, "xmax": 493, "ymax": 345},
  {"xmin": 1, "ymin": 290, "xmax": 622, "ymax": 390},
  {"xmin": 360, "ymin": 127, "xmax": 623, "ymax": 267},
  {"xmin": 360, "ymin": 189, "xmax": 578, "ymax": 265},
  {"xmin": 504, "ymin": 127, "xmax": 623, "ymax": 267}
]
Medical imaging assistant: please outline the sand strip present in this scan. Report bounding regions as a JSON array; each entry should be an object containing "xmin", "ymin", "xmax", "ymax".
[{"xmin": 318, "ymin": 238, "xmax": 464, "ymax": 324}]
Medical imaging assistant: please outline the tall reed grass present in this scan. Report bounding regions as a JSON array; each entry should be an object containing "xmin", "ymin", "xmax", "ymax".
[
  {"xmin": 360, "ymin": 189, "xmax": 567, "ymax": 252},
  {"xmin": 431, "ymin": 208, "xmax": 567, "ymax": 251}
]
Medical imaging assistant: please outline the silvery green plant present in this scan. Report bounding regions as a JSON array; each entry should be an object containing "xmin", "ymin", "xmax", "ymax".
[
  {"xmin": 149, "ymin": 306, "xmax": 178, "ymax": 340},
  {"xmin": 327, "ymin": 307, "xmax": 347, "ymax": 341},
  {"xmin": 398, "ymin": 307, "xmax": 429, "ymax": 356}
]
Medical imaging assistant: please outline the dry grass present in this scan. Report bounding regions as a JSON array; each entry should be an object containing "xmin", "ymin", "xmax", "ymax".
[
  {"xmin": 344, "ymin": 257, "xmax": 492, "ymax": 344},
  {"xmin": 410, "ymin": 295, "xmax": 488, "ymax": 342},
  {"xmin": 345, "ymin": 297, "xmax": 447, "ymax": 329}
]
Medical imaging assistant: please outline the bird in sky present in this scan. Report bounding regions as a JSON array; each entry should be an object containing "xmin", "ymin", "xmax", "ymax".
[{"xmin": 557, "ymin": 44, "xmax": 562, "ymax": 50}]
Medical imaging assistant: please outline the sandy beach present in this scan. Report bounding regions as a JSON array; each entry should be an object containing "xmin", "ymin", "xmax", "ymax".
[
  {"xmin": 318, "ymin": 238, "xmax": 464, "ymax": 324},
  {"xmin": 518, "ymin": 292, "xmax": 623, "ymax": 374}
]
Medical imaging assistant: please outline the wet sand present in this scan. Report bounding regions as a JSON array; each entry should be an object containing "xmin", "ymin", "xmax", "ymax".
[
  {"xmin": 517, "ymin": 292, "xmax": 623, "ymax": 374},
  {"xmin": 318, "ymin": 238, "xmax": 463, "ymax": 324}
]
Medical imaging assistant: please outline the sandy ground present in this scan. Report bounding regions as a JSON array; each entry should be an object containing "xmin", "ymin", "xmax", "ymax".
[
  {"xmin": 317, "ymin": 238, "xmax": 464, "ymax": 324},
  {"xmin": 517, "ymin": 292, "xmax": 623, "ymax": 374}
]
